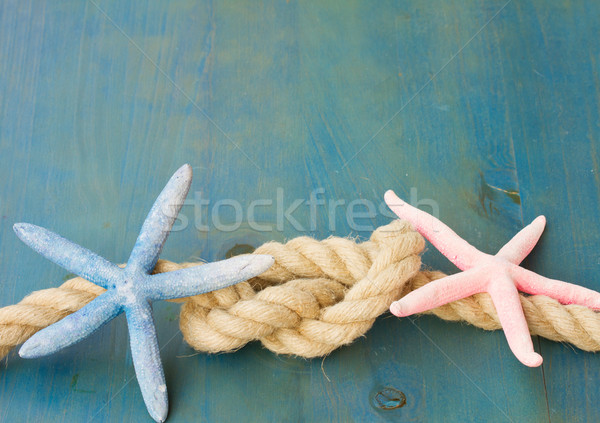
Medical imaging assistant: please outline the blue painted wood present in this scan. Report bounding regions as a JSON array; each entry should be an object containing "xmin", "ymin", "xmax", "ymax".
[
  {"xmin": 0, "ymin": 0, "xmax": 597, "ymax": 421},
  {"xmin": 497, "ymin": 3, "xmax": 600, "ymax": 422}
]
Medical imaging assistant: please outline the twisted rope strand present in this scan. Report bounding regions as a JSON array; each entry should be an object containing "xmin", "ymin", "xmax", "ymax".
[
  {"xmin": 415, "ymin": 271, "xmax": 600, "ymax": 351},
  {"xmin": 1, "ymin": 220, "xmax": 600, "ymax": 361}
]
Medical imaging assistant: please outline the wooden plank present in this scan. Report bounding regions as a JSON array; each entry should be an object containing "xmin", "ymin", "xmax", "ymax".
[
  {"xmin": 2, "ymin": 0, "xmax": 596, "ymax": 422},
  {"xmin": 500, "ymin": 2, "xmax": 600, "ymax": 422}
]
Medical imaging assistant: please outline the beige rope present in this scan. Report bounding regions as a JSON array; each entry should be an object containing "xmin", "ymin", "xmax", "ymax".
[
  {"xmin": 180, "ymin": 220, "xmax": 423, "ymax": 356},
  {"xmin": 1, "ymin": 220, "xmax": 599, "ymax": 360}
]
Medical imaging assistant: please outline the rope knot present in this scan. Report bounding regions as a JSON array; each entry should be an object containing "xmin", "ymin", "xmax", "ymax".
[{"xmin": 180, "ymin": 220, "xmax": 425, "ymax": 356}]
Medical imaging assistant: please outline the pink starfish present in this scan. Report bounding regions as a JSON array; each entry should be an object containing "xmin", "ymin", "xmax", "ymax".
[{"xmin": 384, "ymin": 190, "xmax": 600, "ymax": 367}]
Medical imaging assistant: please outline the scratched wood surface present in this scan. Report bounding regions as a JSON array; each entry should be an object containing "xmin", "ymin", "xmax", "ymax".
[{"xmin": 1, "ymin": 1, "xmax": 598, "ymax": 421}]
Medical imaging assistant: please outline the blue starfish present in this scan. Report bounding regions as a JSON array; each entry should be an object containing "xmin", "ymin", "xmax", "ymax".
[{"xmin": 13, "ymin": 164, "xmax": 274, "ymax": 422}]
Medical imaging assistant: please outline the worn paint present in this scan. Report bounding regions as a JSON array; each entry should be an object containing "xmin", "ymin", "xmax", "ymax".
[
  {"xmin": 478, "ymin": 171, "xmax": 521, "ymax": 217},
  {"xmin": 371, "ymin": 387, "xmax": 407, "ymax": 410}
]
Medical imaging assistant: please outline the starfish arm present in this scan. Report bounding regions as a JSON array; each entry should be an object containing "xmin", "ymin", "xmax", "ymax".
[
  {"xmin": 512, "ymin": 266, "xmax": 600, "ymax": 309},
  {"xmin": 390, "ymin": 268, "xmax": 487, "ymax": 316},
  {"xmin": 384, "ymin": 190, "xmax": 486, "ymax": 270},
  {"xmin": 145, "ymin": 254, "xmax": 274, "ymax": 300},
  {"xmin": 125, "ymin": 301, "xmax": 168, "ymax": 423},
  {"xmin": 13, "ymin": 223, "xmax": 122, "ymax": 289},
  {"xmin": 19, "ymin": 291, "xmax": 122, "ymax": 358},
  {"xmin": 488, "ymin": 275, "xmax": 543, "ymax": 367},
  {"xmin": 127, "ymin": 164, "xmax": 192, "ymax": 274},
  {"xmin": 496, "ymin": 216, "xmax": 546, "ymax": 264}
]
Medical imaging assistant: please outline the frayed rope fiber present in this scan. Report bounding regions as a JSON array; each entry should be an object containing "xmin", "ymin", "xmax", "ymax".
[{"xmin": 2, "ymin": 220, "xmax": 600, "ymax": 360}]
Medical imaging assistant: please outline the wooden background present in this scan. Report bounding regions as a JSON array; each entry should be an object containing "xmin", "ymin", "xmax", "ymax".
[{"xmin": 1, "ymin": 1, "xmax": 599, "ymax": 421}]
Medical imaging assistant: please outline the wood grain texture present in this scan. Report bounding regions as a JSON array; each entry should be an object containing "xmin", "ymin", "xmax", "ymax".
[{"xmin": 0, "ymin": 0, "xmax": 597, "ymax": 421}]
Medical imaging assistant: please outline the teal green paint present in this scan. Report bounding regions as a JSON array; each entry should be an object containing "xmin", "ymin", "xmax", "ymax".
[
  {"xmin": 71, "ymin": 374, "xmax": 95, "ymax": 394},
  {"xmin": 225, "ymin": 244, "xmax": 256, "ymax": 259},
  {"xmin": 62, "ymin": 273, "xmax": 77, "ymax": 282},
  {"xmin": 1, "ymin": 0, "xmax": 598, "ymax": 422}
]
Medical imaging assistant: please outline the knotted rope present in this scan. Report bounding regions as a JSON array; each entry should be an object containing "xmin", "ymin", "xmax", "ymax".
[{"xmin": 1, "ymin": 220, "xmax": 600, "ymax": 360}]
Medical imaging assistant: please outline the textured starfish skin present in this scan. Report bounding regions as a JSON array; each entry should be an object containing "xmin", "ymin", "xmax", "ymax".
[
  {"xmin": 384, "ymin": 190, "xmax": 600, "ymax": 367},
  {"xmin": 14, "ymin": 165, "xmax": 274, "ymax": 422}
]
